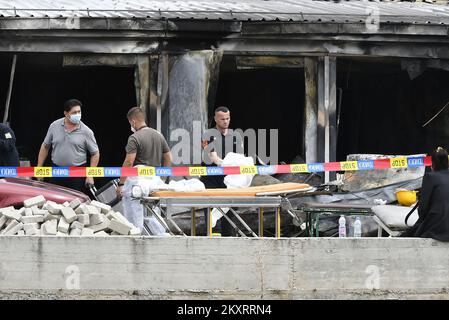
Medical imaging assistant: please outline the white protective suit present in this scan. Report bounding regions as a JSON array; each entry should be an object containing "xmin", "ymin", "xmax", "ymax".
[
  {"xmin": 122, "ymin": 173, "xmax": 205, "ymax": 235},
  {"xmin": 122, "ymin": 175, "xmax": 168, "ymax": 235}
]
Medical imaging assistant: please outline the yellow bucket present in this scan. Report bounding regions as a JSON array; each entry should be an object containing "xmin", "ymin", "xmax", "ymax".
[{"xmin": 395, "ymin": 190, "xmax": 417, "ymax": 206}]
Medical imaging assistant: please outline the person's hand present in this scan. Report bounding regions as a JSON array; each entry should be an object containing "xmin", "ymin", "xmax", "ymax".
[
  {"xmin": 116, "ymin": 185, "xmax": 123, "ymax": 199},
  {"xmin": 85, "ymin": 177, "xmax": 94, "ymax": 187}
]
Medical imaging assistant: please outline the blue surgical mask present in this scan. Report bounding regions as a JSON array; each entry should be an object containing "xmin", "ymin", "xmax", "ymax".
[{"xmin": 69, "ymin": 113, "xmax": 81, "ymax": 124}]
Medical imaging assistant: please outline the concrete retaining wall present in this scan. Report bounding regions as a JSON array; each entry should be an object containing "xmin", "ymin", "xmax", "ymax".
[{"xmin": 0, "ymin": 236, "xmax": 448, "ymax": 299}]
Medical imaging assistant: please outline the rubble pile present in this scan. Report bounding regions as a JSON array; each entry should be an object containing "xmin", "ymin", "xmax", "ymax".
[{"xmin": 0, "ymin": 196, "xmax": 141, "ymax": 236}]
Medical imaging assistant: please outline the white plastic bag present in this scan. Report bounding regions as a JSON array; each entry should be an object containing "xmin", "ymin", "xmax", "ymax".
[
  {"xmin": 123, "ymin": 175, "xmax": 167, "ymax": 197},
  {"xmin": 211, "ymin": 207, "xmax": 229, "ymax": 228},
  {"xmin": 371, "ymin": 204, "xmax": 418, "ymax": 228},
  {"xmin": 211, "ymin": 152, "xmax": 254, "ymax": 227},
  {"xmin": 168, "ymin": 178, "xmax": 205, "ymax": 192},
  {"xmin": 222, "ymin": 152, "xmax": 255, "ymax": 188}
]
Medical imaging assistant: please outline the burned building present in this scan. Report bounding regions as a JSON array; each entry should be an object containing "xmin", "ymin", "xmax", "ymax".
[{"xmin": 1, "ymin": 0, "xmax": 449, "ymax": 185}]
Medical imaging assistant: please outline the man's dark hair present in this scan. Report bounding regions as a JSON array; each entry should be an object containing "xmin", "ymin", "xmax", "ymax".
[
  {"xmin": 64, "ymin": 99, "xmax": 82, "ymax": 112},
  {"xmin": 127, "ymin": 107, "xmax": 145, "ymax": 121},
  {"xmin": 432, "ymin": 147, "xmax": 449, "ymax": 171},
  {"xmin": 215, "ymin": 106, "xmax": 229, "ymax": 114}
]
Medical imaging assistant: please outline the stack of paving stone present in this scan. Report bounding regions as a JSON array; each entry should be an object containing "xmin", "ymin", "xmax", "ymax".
[{"xmin": 0, "ymin": 195, "xmax": 141, "ymax": 236}]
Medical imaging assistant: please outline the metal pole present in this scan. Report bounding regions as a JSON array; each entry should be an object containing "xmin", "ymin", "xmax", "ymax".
[
  {"xmin": 191, "ymin": 207, "xmax": 196, "ymax": 236},
  {"xmin": 143, "ymin": 203, "xmax": 173, "ymax": 235},
  {"xmin": 258, "ymin": 208, "xmax": 264, "ymax": 237},
  {"xmin": 275, "ymin": 208, "xmax": 281, "ymax": 238},
  {"xmin": 166, "ymin": 216, "xmax": 186, "ymax": 236},
  {"xmin": 217, "ymin": 208, "xmax": 246, "ymax": 237},
  {"xmin": 3, "ymin": 54, "xmax": 17, "ymax": 124},
  {"xmin": 229, "ymin": 208, "xmax": 258, "ymax": 237},
  {"xmin": 208, "ymin": 207, "xmax": 212, "ymax": 237},
  {"xmin": 156, "ymin": 102, "xmax": 161, "ymax": 133},
  {"xmin": 286, "ymin": 209, "xmax": 301, "ymax": 224},
  {"xmin": 156, "ymin": 54, "xmax": 168, "ymax": 133},
  {"xmin": 324, "ymin": 56, "xmax": 330, "ymax": 183},
  {"xmin": 304, "ymin": 57, "xmax": 318, "ymax": 163},
  {"xmin": 328, "ymin": 57, "xmax": 337, "ymax": 181}
]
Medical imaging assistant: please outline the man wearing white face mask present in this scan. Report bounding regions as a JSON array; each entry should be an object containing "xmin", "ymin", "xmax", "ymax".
[{"xmin": 37, "ymin": 99, "xmax": 100, "ymax": 194}]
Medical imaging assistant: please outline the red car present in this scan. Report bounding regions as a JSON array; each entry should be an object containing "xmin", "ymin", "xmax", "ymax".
[{"xmin": 0, "ymin": 178, "xmax": 90, "ymax": 208}]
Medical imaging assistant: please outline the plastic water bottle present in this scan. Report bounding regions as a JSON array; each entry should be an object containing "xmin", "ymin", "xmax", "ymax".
[
  {"xmin": 338, "ymin": 215, "xmax": 346, "ymax": 237},
  {"xmin": 354, "ymin": 216, "xmax": 362, "ymax": 238}
]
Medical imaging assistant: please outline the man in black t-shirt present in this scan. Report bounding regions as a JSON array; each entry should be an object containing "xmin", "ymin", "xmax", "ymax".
[
  {"xmin": 201, "ymin": 106, "xmax": 244, "ymax": 188},
  {"xmin": 201, "ymin": 106, "xmax": 244, "ymax": 236},
  {"xmin": 0, "ymin": 123, "xmax": 19, "ymax": 167}
]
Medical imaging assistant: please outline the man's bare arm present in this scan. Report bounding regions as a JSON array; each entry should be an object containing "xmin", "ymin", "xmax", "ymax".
[
  {"xmin": 163, "ymin": 151, "xmax": 172, "ymax": 167},
  {"xmin": 209, "ymin": 151, "xmax": 223, "ymax": 166},
  {"xmin": 85, "ymin": 152, "xmax": 100, "ymax": 186},
  {"xmin": 37, "ymin": 144, "xmax": 50, "ymax": 167},
  {"xmin": 118, "ymin": 153, "xmax": 136, "ymax": 186},
  {"xmin": 90, "ymin": 152, "xmax": 100, "ymax": 167}
]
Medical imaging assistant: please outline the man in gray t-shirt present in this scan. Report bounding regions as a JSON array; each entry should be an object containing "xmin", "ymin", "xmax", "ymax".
[
  {"xmin": 37, "ymin": 99, "xmax": 100, "ymax": 194},
  {"xmin": 117, "ymin": 107, "xmax": 172, "ymax": 194},
  {"xmin": 125, "ymin": 126, "xmax": 170, "ymax": 167},
  {"xmin": 116, "ymin": 107, "xmax": 172, "ymax": 231}
]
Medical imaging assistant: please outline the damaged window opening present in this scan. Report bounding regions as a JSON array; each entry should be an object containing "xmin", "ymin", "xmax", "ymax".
[
  {"xmin": 0, "ymin": 53, "xmax": 136, "ymax": 189},
  {"xmin": 214, "ymin": 55, "xmax": 305, "ymax": 165},
  {"xmin": 337, "ymin": 57, "xmax": 449, "ymax": 160}
]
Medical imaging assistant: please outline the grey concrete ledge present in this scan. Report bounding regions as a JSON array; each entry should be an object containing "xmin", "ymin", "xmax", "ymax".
[{"xmin": 0, "ymin": 236, "xmax": 448, "ymax": 299}]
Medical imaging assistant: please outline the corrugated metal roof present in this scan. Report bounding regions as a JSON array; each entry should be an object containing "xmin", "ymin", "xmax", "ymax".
[{"xmin": 1, "ymin": 0, "xmax": 449, "ymax": 24}]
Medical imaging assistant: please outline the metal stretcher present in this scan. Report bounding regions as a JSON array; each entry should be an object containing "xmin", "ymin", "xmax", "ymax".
[
  {"xmin": 88, "ymin": 178, "xmax": 123, "ymax": 212},
  {"xmin": 139, "ymin": 196, "xmax": 303, "ymax": 238}
]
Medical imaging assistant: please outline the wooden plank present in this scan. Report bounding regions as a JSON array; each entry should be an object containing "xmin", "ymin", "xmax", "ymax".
[
  {"xmin": 236, "ymin": 56, "xmax": 304, "ymax": 68},
  {"xmin": 151, "ymin": 182, "xmax": 311, "ymax": 197},
  {"xmin": 63, "ymin": 54, "xmax": 137, "ymax": 66}
]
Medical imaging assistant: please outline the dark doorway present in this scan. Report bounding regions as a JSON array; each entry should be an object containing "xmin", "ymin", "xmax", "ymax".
[
  {"xmin": 337, "ymin": 58, "xmax": 449, "ymax": 160},
  {"xmin": 214, "ymin": 57, "xmax": 305, "ymax": 164},
  {"xmin": 0, "ymin": 53, "xmax": 136, "ymax": 188}
]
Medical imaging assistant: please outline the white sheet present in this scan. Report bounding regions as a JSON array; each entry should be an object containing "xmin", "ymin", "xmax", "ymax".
[
  {"xmin": 371, "ymin": 204, "xmax": 418, "ymax": 228},
  {"xmin": 212, "ymin": 152, "xmax": 255, "ymax": 227}
]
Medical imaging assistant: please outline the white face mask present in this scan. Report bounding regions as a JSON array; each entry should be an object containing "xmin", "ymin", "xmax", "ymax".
[
  {"xmin": 69, "ymin": 113, "xmax": 81, "ymax": 124},
  {"xmin": 130, "ymin": 125, "xmax": 136, "ymax": 133}
]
